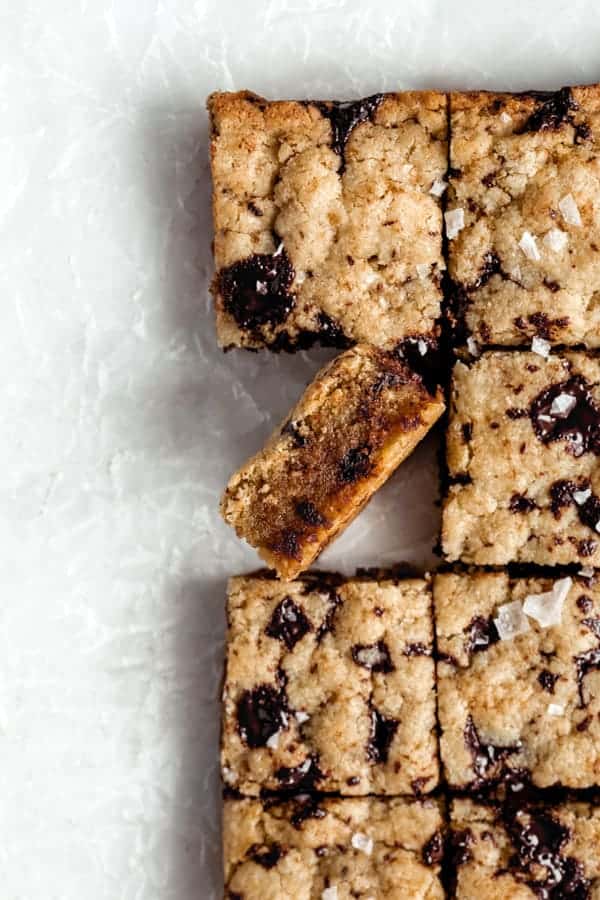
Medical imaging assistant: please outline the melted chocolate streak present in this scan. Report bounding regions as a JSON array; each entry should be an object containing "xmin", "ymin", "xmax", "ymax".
[{"xmin": 311, "ymin": 93, "xmax": 385, "ymax": 171}]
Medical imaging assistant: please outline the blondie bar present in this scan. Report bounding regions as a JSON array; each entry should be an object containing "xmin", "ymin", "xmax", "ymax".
[
  {"xmin": 221, "ymin": 573, "xmax": 439, "ymax": 796},
  {"xmin": 435, "ymin": 571, "xmax": 600, "ymax": 790},
  {"xmin": 208, "ymin": 90, "xmax": 447, "ymax": 351},
  {"xmin": 442, "ymin": 350, "xmax": 600, "ymax": 566},
  {"xmin": 447, "ymin": 85, "xmax": 600, "ymax": 348},
  {"xmin": 222, "ymin": 345, "xmax": 444, "ymax": 580}
]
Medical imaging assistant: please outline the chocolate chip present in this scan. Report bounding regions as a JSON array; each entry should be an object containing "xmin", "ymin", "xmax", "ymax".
[
  {"xmin": 275, "ymin": 755, "xmax": 323, "ymax": 791},
  {"xmin": 507, "ymin": 407, "xmax": 528, "ymax": 419},
  {"xmin": 462, "ymin": 422, "xmax": 473, "ymax": 442},
  {"xmin": 351, "ymin": 640, "xmax": 394, "ymax": 673},
  {"xmin": 289, "ymin": 794, "xmax": 326, "ymax": 828},
  {"xmin": 265, "ymin": 597, "xmax": 312, "ymax": 650},
  {"xmin": 316, "ymin": 312, "xmax": 351, "ymax": 348},
  {"xmin": 538, "ymin": 669, "xmax": 559, "ymax": 693},
  {"xmin": 295, "ymin": 500, "xmax": 326, "ymax": 526},
  {"xmin": 394, "ymin": 337, "xmax": 443, "ymax": 394},
  {"xmin": 367, "ymin": 706, "xmax": 399, "ymax": 764},
  {"xmin": 464, "ymin": 715, "xmax": 521, "ymax": 785},
  {"xmin": 338, "ymin": 445, "xmax": 372, "ymax": 483},
  {"xmin": 422, "ymin": 831, "xmax": 444, "ymax": 866},
  {"xmin": 519, "ymin": 87, "xmax": 578, "ymax": 133},
  {"xmin": 473, "ymin": 251, "xmax": 502, "ymax": 288},
  {"xmin": 577, "ymin": 594, "xmax": 593, "ymax": 613},
  {"xmin": 575, "ymin": 121, "xmax": 592, "ymax": 143},
  {"xmin": 313, "ymin": 94, "xmax": 384, "ymax": 171},
  {"xmin": 411, "ymin": 776, "xmax": 431, "ymax": 795},
  {"xmin": 218, "ymin": 248, "xmax": 295, "ymax": 334},
  {"xmin": 247, "ymin": 201, "xmax": 263, "ymax": 217},
  {"xmin": 248, "ymin": 843, "xmax": 284, "ymax": 869},
  {"xmin": 237, "ymin": 684, "xmax": 288, "ymax": 748},
  {"xmin": 550, "ymin": 479, "xmax": 577, "ymax": 517},
  {"xmin": 466, "ymin": 616, "xmax": 499, "ymax": 654},
  {"xmin": 448, "ymin": 828, "xmax": 472, "ymax": 867},
  {"xmin": 514, "ymin": 312, "xmax": 570, "ymax": 339},
  {"xmin": 509, "ymin": 493, "xmax": 537, "ymax": 513},
  {"xmin": 530, "ymin": 376, "xmax": 600, "ymax": 457},
  {"xmin": 575, "ymin": 648, "xmax": 600, "ymax": 707}
]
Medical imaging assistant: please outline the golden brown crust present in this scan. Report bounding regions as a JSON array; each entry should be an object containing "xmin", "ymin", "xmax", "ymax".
[{"xmin": 221, "ymin": 345, "xmax": 444, "ymax": 579}]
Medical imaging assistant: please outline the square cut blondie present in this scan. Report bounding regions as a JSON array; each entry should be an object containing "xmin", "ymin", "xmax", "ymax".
[
  {"xmin": 221, "ymin": 573, "xmax": 439, "ymax": 797},
  {"xmin": 435, "ymin": 571, "xmax": 600, "ymax": 790},
  {"xmin": 222, "ymin": 345, "xmax": 444, "ymax": 580},
  {"xmin": 447, "ymin": 85, "xmax": 600, "ymax": 348},
  {"xmin": 450, "ymin": 797, "xmax": 600, "ymax": 899},
  {"xmin": 442, "ymin": 350, "xmax": 600, "ymax": 566},
  {"xmin": 223, "ymin": 795, "xmax": 445, "ymax": 899},
  {"xmin": 208, "ymin": 90, "xmax": 447, "ymax": 351}
]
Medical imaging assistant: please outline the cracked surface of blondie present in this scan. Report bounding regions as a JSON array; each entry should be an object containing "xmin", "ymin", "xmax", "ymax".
[
  {"xmin": 222, "ymin": 345, "xmax": 444, "ymax": 580},
  {"xmin": 447, "ymin": 85, "xmax": 600, "ymax": 348},
  {"xmin": 442, "ymin": 351, "xmax": 600, "ymax": 566},
  {"xmin": 208, "ymin": 90, "xmax": 447, "ymax": 351},
  {"xmin": 436, "ymin": 571, "xmax": 600, "ymax": 790},
  {"xmin": 450, "ymin": 797, "xmax": 600, "ymax": 899},
  {"xmin": 221, "ymin": 573, "xmax": 439, "ymax": 796},
  {"xmin": 223, "ymin": 795, "xmax": 445, "ymax": 899}
]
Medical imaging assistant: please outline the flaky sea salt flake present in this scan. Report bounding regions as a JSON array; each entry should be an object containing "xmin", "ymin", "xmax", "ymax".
[
  {"xmin": 519, "ymin": 231, "xmax": 541, "ymax": 261},
  {"xmin": 351, "ymin": 833, "xmax": 374, "ymax": 855},
  {"xmin": 493, "ymin": 600, "xmax": 530, "ymax": 640},
  {"xmin": 523, "ymin": 577, "xmax": 572, "ymax": 628},
  {"xmin": 322, "ymin": 888, "xmax": 338, "ymax": 900},
  {"xmin": 416, "ymin": 262, "xmax": 430, "ymax": 279},
  {"xmin": 467, "ymin": 336, "xmax": 480, "ymax": 358},
  {"xmin": 295, "ymin": 710, "xmax": 310, "ymax": 724},
  {"xmin": 573, "ymin": 489, "xmax": 592, "ymax": 506},
  {"xmin": 550, "ymin": 393, "xmax": 577, "ymax": 417},
  {"xmin": 559, "ymin": 194, "xmax": 582, "ymax": 227},
  {"xmin": 430, "ymin": 178, "xmax": 448, "ymax": 197},
  {"xmin": 531, "ymin": 337, "xmax": 551, "ymax": 358},
  {"xmin": 417, "ymin": 339, "xmax": 428, "ymax": 356},
  {"xmin": 445, "ymin": 208, "xmax": 465, "ymax": 239},
  {"xmin": 547, "ymin": 703, "xmax": 564, "ymax": 716}
]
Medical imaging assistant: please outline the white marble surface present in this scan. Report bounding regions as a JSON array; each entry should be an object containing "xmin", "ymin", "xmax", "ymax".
[{"xmin": 2, "ymin": 2, "xmax": 600, "ymax": 897}]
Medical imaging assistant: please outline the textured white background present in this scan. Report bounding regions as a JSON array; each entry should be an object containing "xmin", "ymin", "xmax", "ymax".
[{"xmin": 2, "ymin": 2, "xmax": 600, "ymax": 897}]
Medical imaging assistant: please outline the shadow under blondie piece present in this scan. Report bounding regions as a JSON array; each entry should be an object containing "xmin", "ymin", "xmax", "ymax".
[
  {"xmin": 221, "ymin": 573, "xmax": 439, "ymax": 797},
  {"xmin": 223, "ymin": 795, "xmax": 445, "ymax": 900},
  {"xmin": 221, "ymin": 345, "xmax": 444, "ymax": 580},
  {"xmin": 447, "ymin": 85, "xmax": 600, "ymax": 349},
  {"xmin": 436, "ymin": 571, "xmax": 600, "ymax": 791},
  {"xmin": 450, "ymin": 797, "xmax": 600, "ymax": 899},
  {"xmin": 208, "ymin": 90, "xmax": 447, "ymax": 351},
  {"xmin": 442, "ymin": 350, "xmax": 600, "ymax": 566}
]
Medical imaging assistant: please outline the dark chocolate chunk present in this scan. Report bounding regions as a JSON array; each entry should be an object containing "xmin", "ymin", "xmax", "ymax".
[
  {"xmin": 248, "ymin": 843, "xmax": 284, "ymax": 869},
  {"xmin": 462, "ymin": 422, "xmax": 473, "ymax": 442},
  {"xmin": 313, "ymin": 94, "xmax": 384, "ymax": 171},
  {"xmin": 577, "ymin": 594, "xmax": 593, "ymax": 613},
  {"xmin": 351, "ymin": 640, "xmax": 394, "ymax": 673},
  {"xmin": 520, "ymin": 87, "xmax": 578, "ymax": 133},
  {"xmin": 448, "ymin": 828, "xmax": 472, "ymax": 867},
  {"xmin": 507, "ymin": 407, "xmax": 528, "ymax": 419},
  {"xmin": 265, "ymin": 597, "xmax": 312, "ymax": 650},
  {"xmin": 464, "ymin": 715, "xmax": 521, "ymax": 785},
  {"xmin": 315, "ymin": 312, "xmax": 352, "ymax": 348},
  {"xmin": 367, "ymin": 706, "xmax": 399, "ymax": 764},
  {"xmin": 538, "ymin": 669, "xmax": 559, "ymax": 693},
  {"xmin": 575, "ymin": 647, "xmax": 600, "ymax": 707},
  {"xmin": 393, "ymin": 337, "xmax": 443, "ymax": 395},
  {"xmin": 338, "ymin": 445, "xmax": 372, "ymax": 483},
  {"xmin": 237, "ymin": 684, "xmax": 288, "ymax": 748},
  {"xmin": 422, "ymin": 831, "xmax": 444, "ymax": 866},
  {"xmin": 289, "ymin": 795, "xmax": 326, "ymax": 828},
  {"xmin": 466, "ymin": 616, "xmax": 499, "ymax": 654},
  {"xmin": 473, "ymin": 251, "xmax": 502, "ymax": 288},
  {"xmin": 295, "ymin": 500, "xmax": 326, "ymax": 527},
  {"xmin": 509, "ymin": 493, "xmax": 537, "ymax": 513},
  {"xmin": 530, "ymin": 376, "xmax": 600, "ymax": 457},
  {"xmin": 275, "ymin": 755, "xmax": 323, "ymax": 791},
  {"xmin": 404, "ymin": 642, "xmax": 431, "ymax": 657},
  {"xmin": 218, "ymin": 248, "xmax": 295, "ymax": 334}
]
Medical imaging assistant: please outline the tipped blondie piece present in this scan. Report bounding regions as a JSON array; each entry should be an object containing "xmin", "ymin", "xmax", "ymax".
[
  {"xmin": 222, "ymin": 345, "xmax": 444, "ymax": 579},
  {"xmin": 442, "ymin": 350, "xmax": 600, "ymax": 566},
  {"xmin": 208, "ymin": 90, "xmax": 447, "ymax": 351},
  {"xmin": 447, "ymin": 85, "xmax": 600, "ymax": 348},
  {"xmin": 450, "ymin": 797, "xmax": 600, "ymax": 898},
  {"xmin": 221, "ymin": 573, "xmax": 439, "ymax": 797},
  {"xmin": 435, "ymin": 571, "xmax": 600, "ymax": 791},
  {"xmin": 224, "ymin": 795, "xmax": 445, "ymax": 899}
]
